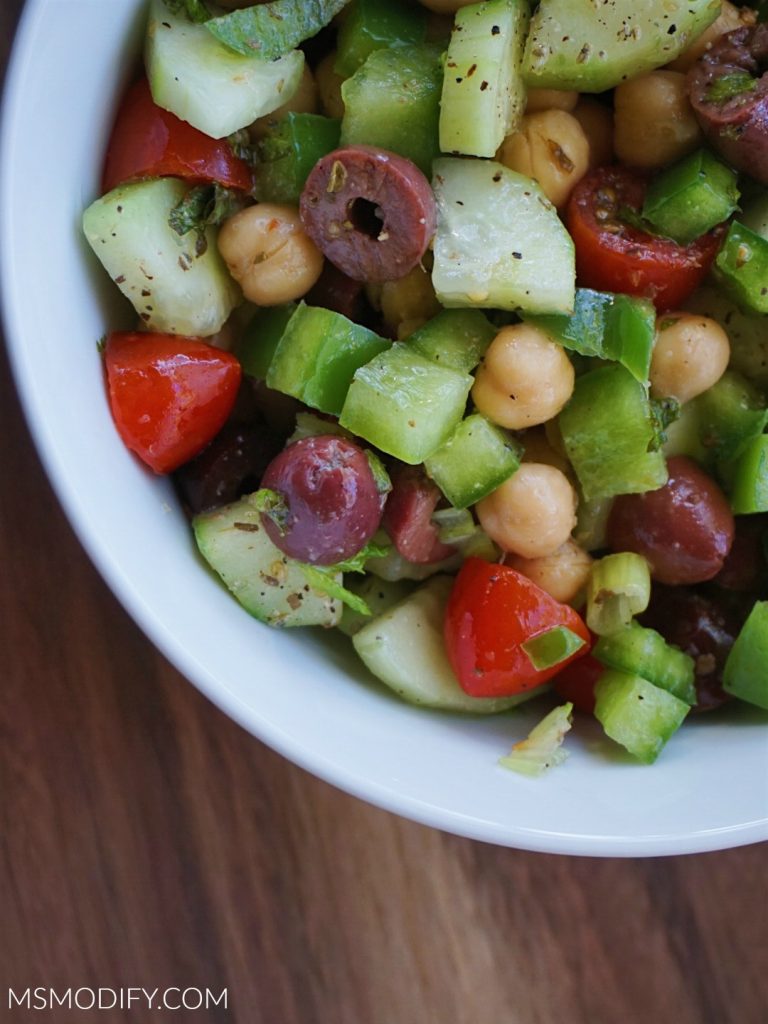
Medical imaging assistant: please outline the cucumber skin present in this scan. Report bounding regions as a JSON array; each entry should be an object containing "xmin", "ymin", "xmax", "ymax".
[
  {"xmin": 425, "ymin": 414, "xmax": 521, "ymax": 510},
  {"xmin": 193, "ymin": 496, "xmax": 342, "ymax": 628},
  {"xmin": 524, "ymin": 0, "xmax": 720, "ymax": 93},
  {"xmin": 353, "ymin": 576, "xmax": 543, "ymax": 713},
  {"xmin": 439, "ymin": 0, "xmax": 529, "ymax": 159},
  {"xmin": 594, "ymin": 670, "xmax": 690, "ymax": 764},
  {"xmin": 431, "ymin": 158, "xmax": 575, "ymax": 315},
  {"xmin": 82, "ymin": 178, "xmax": 240, "ymax": 338},
  {"xmin": 146, "ymin": 0, "xmax": 304, "ymax": 139}
]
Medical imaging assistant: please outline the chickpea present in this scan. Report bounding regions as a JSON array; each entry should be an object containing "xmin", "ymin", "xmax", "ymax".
[
  {"xmin": 249, "ymin": 64, "xmax": 318, "ymax": 138},
  {"xmin": 506, "ymin": 538, "xmax": 594, "ymax": 605},
  {"xmin": 521, "ymin": 427, "xmax": 572, "ymax": 477},
  {"xmin": 525, "ymin": 88, "xmax": 578, "ymax": 114},
  {"xmin": 472, "ymin": 324, "xmax": 575, "ymax": 430},
  {"xmin": 315, "ymin": 52, "xmax": 345, "ymax": 120},
  {"xmin": 376, "ymin": 263, "xmax": 441, "ymax": 337},
  {"xmin": 417, "ymin": 0, "xmax": 477, "ymax": 12},
  {"xmin": 498, "ymin": 109, "xmax": 590, "ymax": 208},
  {"xmin": 667, "ymin": 2, "xmax": 755, "ymax": 72},
  {"xmin": 477, "ymin": 463, "xmax": 578, "ymax": 559},
  {"xmin": 218, "ymin": 203, "xmax": 323, "ymax": 306},
  {"xmin": 571, "ymin": 98, "xmax": 614, "ymax": 169},
  {"xmin": 614, "ymin": 71, "xmax": 701, "ymax": 169},
  {"xmin": 650, "ymin": 313, "xmax": 730, "ymax": 404}
]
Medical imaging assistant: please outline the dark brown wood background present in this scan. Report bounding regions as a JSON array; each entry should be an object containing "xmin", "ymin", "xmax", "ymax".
[{"xmin": 1, "ymin": 4, "xmax": 766, "ymax": 1022}]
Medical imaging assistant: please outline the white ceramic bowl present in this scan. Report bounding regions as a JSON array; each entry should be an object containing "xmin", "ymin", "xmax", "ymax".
[{"xmin": 3, "ymin": 0, "xmax": 767, "ymax": 857}]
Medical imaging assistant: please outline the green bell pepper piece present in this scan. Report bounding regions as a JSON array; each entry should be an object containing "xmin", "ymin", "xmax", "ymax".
[
  {"xmin": 642, "ymin": 149, "xmax": 739, "ymax": 245},
  {"xmin": 714, "ymin": 221, "xmax": 768, "ymax": 314},
  {"xmin": 255, "ymin": 113, "xmax": 341, "ymax": 205},
  {"xmin": 729, "ymin": 435, "xmax": 768, "ymax": 514},
  {"xmin": 723, "ymin": 600, "xmax": 768, "ymax": 709},
  {"xmin": 335, "ymin": 0, "xmax": 426, "ymax": 78},
  {"xmin": 235, "ymin": 303, "xmax": 297, "ymax": 380}
]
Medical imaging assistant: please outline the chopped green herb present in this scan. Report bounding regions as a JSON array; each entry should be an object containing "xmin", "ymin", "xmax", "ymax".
[
  {"xmin": 207, "ymin": 0, "xmax": 351, "ymax": 60},
  {"xmin": 247, "ymin": 488, "xmax": 291, "ymax": 534},
  {"xmin": 168, "ymin": 184, "xmax": 246, "ymax": 256},
  {"xmin": 163, "ymin": 0, "xmax": 211, "ymax": 23},
  {"xmin": 649, "ymin": 396, "xmax": 681, "ymax": 451}
]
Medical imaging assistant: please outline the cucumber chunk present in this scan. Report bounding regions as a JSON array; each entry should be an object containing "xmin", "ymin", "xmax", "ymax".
[
  {"xmin": 523, "ymin": 0, "xmax": 720, "ymax": 93},
  {"xmin": 193, "ymin": 494, "xmax": 342, "ymax": 628},
  {"xmin": 266, "ymin": 303, "xmax": 390, "ymax": 416},
  {"xmin": 146, "ymin": 0, "xmax": 304, "ymax": 139},
  {"xmin": 83, "ymin": 178, "xmax": 240, "ymax": 337},
  {"xmin": 425, "ymin": 414, "xmax": 521, "ymax": 509},
  {"xmin": 723, "ymin": 601, "xmax": 768, "ymax": 710},
  {"xmin": 439, "ymin": 0, "xmax": 530, "ymax": 158},
  {"xmin": 594, "ymin": 670, "xmax": 690, "ymax": 764},
  {"xmin": 408, "ymin": 308, "xmax": 496, "ymax": 374},
  {"xmin": 432, "ymin": 157, "xmax": 575, "ymax": 314},
  {"xmin": 353, "ymin": 576, "xmax": 542, "ymax": 712},
  {"xmin": 338, "ymin": 576, "xmax": 413, "ymax": 637},
  {"xmin": 339, "ymin": 345, "xmax": 473, "ymax": 464},
  {"xmin": 341, "ymin": 44, "xmax": 442, "ymax": 175},
  {"xmin": 593, "ymin": 622, "xmax": 696, "ymax": 705}
]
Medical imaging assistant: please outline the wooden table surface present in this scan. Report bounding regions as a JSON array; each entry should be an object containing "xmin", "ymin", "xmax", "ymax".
[{"xmin": 1, "ymin": 4, "xmax": 767, "ymax": 1022}]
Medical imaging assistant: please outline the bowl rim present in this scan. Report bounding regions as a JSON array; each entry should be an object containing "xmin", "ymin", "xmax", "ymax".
[{"xmin": 3, "ymin": 0, "xmax": 767, "ymax": 859}]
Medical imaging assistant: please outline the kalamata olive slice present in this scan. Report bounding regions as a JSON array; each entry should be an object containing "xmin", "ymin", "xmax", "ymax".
[
  {"xmin": 306, "ymin": 261, "xmax": 369, "ymax": 322},
  {"xmin": 300, "ymin": 145, "xmax": 437, "ymax": 283},
  {"xmin": 175, "ymin": 421, "xmax": 283, "ymax": 514},
  {"xmin": 713, "ymin": 514, "xmax": 768, "ymax": 592},
  {"xmin": 382, "ymin": 465, "xmax": 455, "ymax": 564},
  {"xmin": 607, "ymin": 456, "xmax": 734, "ymax": 585},
  {"xmin": 688, "ymin": 25, "xmax": 768, "ymax": 185},
  {"xmin": 260, "ymin": 435, "xmax": 383, "ymax": 565},
  {"xmin": 639, "ymin": 586, "xmax": 754, "ymax": 711}
]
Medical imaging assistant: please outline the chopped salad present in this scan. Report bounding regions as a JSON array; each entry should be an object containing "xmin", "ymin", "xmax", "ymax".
[{"xmin": 83, "ymin": 0, "xmax": 768, "ymax": 770}]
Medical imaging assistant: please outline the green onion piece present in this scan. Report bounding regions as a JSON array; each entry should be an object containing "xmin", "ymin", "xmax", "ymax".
[
  {"xmin": 586, "ymin": 553, "xmax": 651, "ymax": 637},
  {"xmin": 499, "ymin": 703, "xmax": 574, "ymax": 777},
  {"xmin": 522, "ymin": 626, "xmax": 586, "ymax": 671}
]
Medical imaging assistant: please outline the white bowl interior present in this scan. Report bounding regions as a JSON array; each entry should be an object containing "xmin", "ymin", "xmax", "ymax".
[{"xmin": 3, "ymin": 0, "xmax": 767, "ymax": 856}]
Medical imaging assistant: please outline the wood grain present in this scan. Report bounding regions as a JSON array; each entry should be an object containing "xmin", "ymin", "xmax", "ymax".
[{"xmin": 1, "ymin": 4, "xmax": 766, "ymax": 1023}]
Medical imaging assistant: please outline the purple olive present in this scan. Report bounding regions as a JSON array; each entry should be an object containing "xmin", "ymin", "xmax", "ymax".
[
  {"xmin": 607, "ymin": 457, "xmax": 734, "ymax": 585},
  {"xmin": 260, "ymin": 435, "xmax": 383, "ymax": 565}
]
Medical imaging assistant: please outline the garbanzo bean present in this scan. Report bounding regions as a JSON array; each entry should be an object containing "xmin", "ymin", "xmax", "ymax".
[
  {"xmin": 521, "ymin": 427, "xmax": 572, "ymax": 477},
  {"xmin": 505, "ymin": 538, "xmax": 593, "ymax": 604},
  {"xmin": 249, "ymin": 64, "xmax": 318, "ymax": 138},
  {"xmin": 650, "ymin": 313, "xmax": 730, "ymax": 404},
  {"xmin": 498, "ymin": 109, "xmax": 590, "ymax": 208},
  {"xmin": 667, "ymin": 2, "xmax": 755, "ymax": 72},
  {"xmin": 614, "ymin": 71, "xmax": 701, "ymax": 169},
  {"xmin": 376, "ymin": 263, "xmax": 441, "ymax": 338},
  {"xmin": 472, "ymin": 324, "xmax": 575, "ymax": 430},
  {"xmin": 315, "ymin": 52, "xmax": 345, "ymax": 120},
  {"xmin": 218, "ymin": 204, "xmax": 323, "ymax": 306},
  {"xmin": 525, "ymin": 88, "xmax": 578, "ymax": 113},
  {"xmin": 476, "ymin": 463, "xmax": 578, "ymax": 559},
  {"xmin": 571, "ymin": 98, "xmax": 614, "ymax": 169}
]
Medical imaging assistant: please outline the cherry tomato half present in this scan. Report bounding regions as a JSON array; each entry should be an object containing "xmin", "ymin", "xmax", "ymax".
[
  {"xmin": 105, "ymin": 332, "xmax": 242, "ymax": 474},
  {"xmin": 566, "ymin": 166, "xmax": 724, "ymax": 311},
  {"xmin": 102, "ymin": 78, "xmax": 253, "ymax": 195},
  {"xmin": 444, "ymin": 559, "xmax": 591, "ymax": 698}
]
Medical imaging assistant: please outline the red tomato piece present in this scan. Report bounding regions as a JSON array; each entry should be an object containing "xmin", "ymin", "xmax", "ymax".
[
  {"xmin": 105, "ymin": 332, "xmax": 242, "ymax": 474},
  {"xmin": 444, "ymin": 559, "xmax": 592, "ymax": 698},
  {"xmin": 552, "ymin": 653, "xmax": 604, "ymax": 716},
  {"xmin": 566, "ymin": 166, "xmax": 724, "ymax": 311},
  {"xmin": 102, "ymin": 78, "xmax": 253, "ymax": 194}
]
